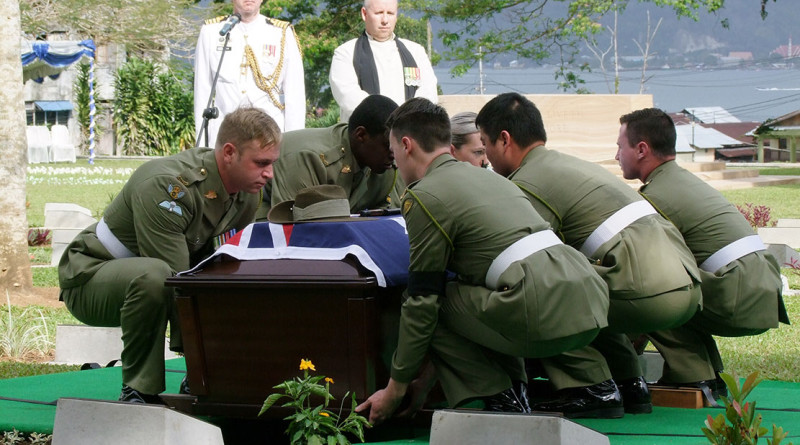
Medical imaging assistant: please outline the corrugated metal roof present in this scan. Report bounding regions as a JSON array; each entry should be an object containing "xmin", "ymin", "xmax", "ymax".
[
  {"xmin": 681, "ymin": 106, "xmax": 741, "ymax": 124},
  {"xmin": 675, "ymin": 124, "xmax": 748, "ymax": 150}
]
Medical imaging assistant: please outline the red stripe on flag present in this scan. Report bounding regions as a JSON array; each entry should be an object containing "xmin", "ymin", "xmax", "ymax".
[
  {"xmin": 282, "ymin": 224, "xmax": 294, "ymax": 244},
  {"xmin": 226, "ymin": 230, "xmax": 244, "ymax": 246}
]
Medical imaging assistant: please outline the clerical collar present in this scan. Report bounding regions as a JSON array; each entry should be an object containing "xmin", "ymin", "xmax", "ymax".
[{"xmin": 365, "ymin": 32, "xmax": 396, "ymax": 43}]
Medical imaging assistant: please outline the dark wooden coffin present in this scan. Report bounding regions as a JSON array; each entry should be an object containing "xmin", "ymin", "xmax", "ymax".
[{"xmin": 165, "ymin": 257, "xmax": 402, "ymax": 418}]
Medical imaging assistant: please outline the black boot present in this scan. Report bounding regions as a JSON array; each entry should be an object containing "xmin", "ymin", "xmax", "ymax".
[
  {"xmin": 179, "ymin": 375, "xmax": 191, "ymax": 395},
  {"xmin": 119, "ymin": 385, "xmax": 164, "ymax": 404},
  {"xmin": 515, "ymin": 381, "xmax": 532, "ymax": 413},
  {"xmin": 531, "ymin": 379, "xmax": 624, "ymax": 419},
  {"xmin": 617, "ymin": 376, "xmax": 652, "ymax": 414},
  {"xmin": 483, "ymin": 386, "xmax": 529, "ymax": 413}
]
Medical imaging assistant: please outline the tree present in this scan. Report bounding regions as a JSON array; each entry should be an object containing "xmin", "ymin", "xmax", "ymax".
[
  {"xmin": 0, "ymin": 0, "xmax": 34, "ymax": 297},
  {"xmin": 585, "ymin": 3, "xmax": 621, "ymax": 94},
  {"xmin": 632, "ymin": 11, "xmax": 662, "ymax": 94},
  {"xmin": 407, "ymin": 0, "xmax": 778, "ymax": 90},
  {"xmin": 20, "ymin": 0, "xmax": 197, "ymax": 57}
]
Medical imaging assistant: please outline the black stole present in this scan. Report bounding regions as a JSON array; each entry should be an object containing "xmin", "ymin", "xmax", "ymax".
[{"xmin": 353, "ymin": 31, "xmax": 418, "ymax": 101}]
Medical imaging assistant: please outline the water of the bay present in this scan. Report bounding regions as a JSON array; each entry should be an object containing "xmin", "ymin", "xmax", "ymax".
[{"xmin": 434, "ymin": 66, "xmax": 800, "ymax": 123}]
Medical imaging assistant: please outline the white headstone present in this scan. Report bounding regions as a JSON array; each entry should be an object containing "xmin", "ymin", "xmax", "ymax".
[{"xmin": 429, "ymin": 410, "xmax": 609, "ymax": 445}]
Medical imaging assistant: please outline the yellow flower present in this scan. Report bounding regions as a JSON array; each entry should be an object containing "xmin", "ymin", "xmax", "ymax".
[
  {"xmin": 320, "ymin": 412, "xmax": 330, "ymax": 417},
  {"xmin": 325, "ymin": 377, "xmax": 334, "ymax": 384},
  {"xmin": 299, "ymin": 359, "xmax": 316, "ymax": 371}
]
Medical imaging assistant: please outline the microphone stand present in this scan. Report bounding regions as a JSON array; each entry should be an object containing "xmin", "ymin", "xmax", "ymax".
[{"xmin": 195, "ymin": 30, "xmax": 234, "ymax": 148}]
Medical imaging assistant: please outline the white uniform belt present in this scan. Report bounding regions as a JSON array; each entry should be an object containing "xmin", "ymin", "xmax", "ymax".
[
  {"xmin": 580, "ymin": 200, "xmax": 657, "ymax": 257},
  {"xmin": 485, "ymin": 230, "xmax": 562, "ymax": 290},
  {"xmin": 699, "ymin": 234, "xmax": 765, "ymax": 273},
  {"xmin": 96, "ymin": 217, "xmax": 136, "ymax": 259}
]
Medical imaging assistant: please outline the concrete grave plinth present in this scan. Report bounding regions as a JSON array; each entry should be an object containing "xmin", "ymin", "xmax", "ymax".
[
  {"xmin": 639, "ymin": 350, "xmax": 665, "ymax": 383},
  {"xmin": 45, "ymin": 202, "xmax": 97, "ymax": 266},
  {"xmin": 767, "ymin": 243, "xmax": 800, "ymax": 267},
  {"xmin": 429, "ymin": 410, "xmax": 609, "ymax": 445},
  {"xmin": 54, "ymin": 325, "xmax": 179, "ymax": 366},
  {"xmin": 759, "ymin": 227, "xmax": 800, "ymax": 249},
  {"xmin": 53, "ymin": 398, "xmax": 223, "ymax": 445}
]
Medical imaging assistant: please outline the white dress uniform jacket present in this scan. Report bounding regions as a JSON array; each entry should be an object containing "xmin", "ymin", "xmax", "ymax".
[{"xmin": 194, "ymin": 15, "xmax": 305, "ymax": 145}]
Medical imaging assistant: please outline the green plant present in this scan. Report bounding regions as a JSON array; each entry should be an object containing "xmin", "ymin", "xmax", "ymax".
[
  {"xmin": 0, "ymin": 429, "xmax": 52, "ymax": 445},
  {"xmin": 306, "ymin": 104, "xmax": 340, "ymax": 129},
  {"xmin": 114, "ymin": 57, "xmax": 194, "ymax": 156},
  {"xmin": 29, "ymin": 246, "xmax": 52, "ymax": 265},
  {"xmin": 260, "ymin": 358, "xmax": 371, "ymax": 445},
  {"xmin": 1, "ymin": 292, "xmax": 54, "ymax": 361},
  {"xmin": 26, "ymin": 228, "xmax": 50, "ymax": 247},
  {"xmin": 701, "ymin": 371, "xmax": 793, "ymax": 445},
  {"xmin": 1, "ymin": 429, "xmax": 23, "ymax": 445},
  {"xmin": 74, "ymin": 62, "xmax": 103, "ymax": 155}
]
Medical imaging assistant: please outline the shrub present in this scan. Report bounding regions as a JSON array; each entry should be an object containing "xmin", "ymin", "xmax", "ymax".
[
  {"xmin": 701, "ymin": 371, "xmax": 792, "ymax": 445},
  {"xmin": 114, "ymin": 57, "xmax": 194, "ymax": 156},
  {"xmin": 736, "ymin": 203, "xmax": 776, "ymax": 229},
  {"xmin": 26, "ymin": 228, "xmax": 50, "ymax": 247}
]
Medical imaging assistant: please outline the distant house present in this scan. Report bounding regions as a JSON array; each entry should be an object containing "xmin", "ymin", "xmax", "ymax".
[
  {"xmin": 728, "ymin": 51, "xmax": 754, "ymax": 61},
  {"xmin": 681, "ymin": 106, "xmax": 741, "ymax": 124},
  {"xmin": 719, "ymin": 52, "xmax": 754, "ymax": 67},
  {"xmin": 675, "ymin": 124, "xmax": 754, "ymax": 162},
  {"xmin": 771, "ymin": 37, "xmax": 800, "ymax": 59},
  {"xmin": 752, "ymin": 109, "xmax": 800, "ymax": 162}
]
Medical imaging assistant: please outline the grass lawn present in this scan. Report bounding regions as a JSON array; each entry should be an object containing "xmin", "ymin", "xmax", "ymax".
[
  {"xmin": 26, "ymin": 159, "xmax": 148, "ymax": 228},
  {"xmin": 721, "ymin": 183, "xmax": 800, "ymax": 221}
]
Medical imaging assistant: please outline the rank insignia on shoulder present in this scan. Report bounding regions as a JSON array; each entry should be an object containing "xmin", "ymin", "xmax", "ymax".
[
  {"xmin": 159, "ymin": 200, "xmax": 184, "ymax": 216},
  {"xmin": 177, "ymin": 175, "xmax": 189, "ymax": 186},
  {"xmin": 168, "ymin": 184, "xmax": 185, "ymax": 200},
  {"xmin": 204, "ymin": 190, "xmax": 218, "ymax": 199},
  {"xmin": 402, "ymin": 199, "xmax": 413, "ymax": 216},
  {"xmin": 205, "ymin": 15, "xmax": 226, "ymax": 25},
  {"xmin": 341, "ymin": 165, "xmax": 351, "ymax": 174},
  {"xmin": 267, "ymin": 18, "xmax": 290, "ymax": 29}
]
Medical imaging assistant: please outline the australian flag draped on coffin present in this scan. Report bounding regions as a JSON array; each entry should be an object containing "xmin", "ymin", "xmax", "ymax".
[{"xmin": 180, "ymin": 217, "xmax": 410, "ymax": 287}]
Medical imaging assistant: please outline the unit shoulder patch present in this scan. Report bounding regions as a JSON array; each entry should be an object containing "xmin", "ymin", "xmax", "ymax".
[{"xmin": 402, "ymin": 199, "xmax": 413, "ymax": 216}]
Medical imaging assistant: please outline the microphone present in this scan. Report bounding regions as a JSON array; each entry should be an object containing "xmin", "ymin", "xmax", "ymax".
[{"xmin": 219, "ymin": 13, "xmax": 242, "ymax": 36}]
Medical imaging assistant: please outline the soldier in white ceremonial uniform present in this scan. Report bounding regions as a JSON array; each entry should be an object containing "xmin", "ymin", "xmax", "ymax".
[
  {"xmin": 194, "ymin": 0, "xmax": 305, "ymax": 146},
  {"xmin": 329, "ymin": 0, "xmax": 438, "ymax": 122}
]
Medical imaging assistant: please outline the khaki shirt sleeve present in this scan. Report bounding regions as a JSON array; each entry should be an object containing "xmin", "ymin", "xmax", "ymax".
[
  {"xmin": 391, "ymin": 191, "xmax": 450, "ymax": 383},
  {"xmin": 131, "ymin": 176, "xmax": 194, "ymax": 272}
]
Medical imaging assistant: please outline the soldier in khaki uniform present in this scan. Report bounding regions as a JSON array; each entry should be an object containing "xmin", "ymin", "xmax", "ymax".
[
  {"xmin": 256, "ymin": 95, "xmax": 402, "ymax": 220},
  {"xmin": 356, "ymin": 98, "xmax": 610, "ymax": 425},
  {"xmin": 476, "ymin": 93, "xmax": 702, "ymax": 418},
  {"xmin": 59, "ymin": 108, "xmax": 281, "ymax": 403},
  {"xmin": 616, "ymin": 108, "xmax": 789, "ymax": 400}
]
